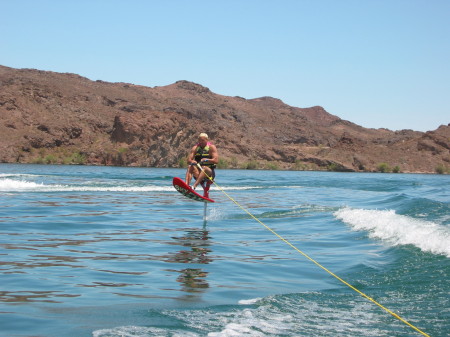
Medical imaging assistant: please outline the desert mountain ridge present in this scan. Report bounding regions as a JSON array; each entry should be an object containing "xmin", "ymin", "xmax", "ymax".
[{"xmin": 0, "ymin": 65, "xmax": 449, "ymax": 173}]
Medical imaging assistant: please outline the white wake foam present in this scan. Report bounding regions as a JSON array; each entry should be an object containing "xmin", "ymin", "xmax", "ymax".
[
  {"xmin": 0, "ymin": 178, "xmax": 173, "ymax": 192},
  {"xmin": 92, "ymin": 294, "xmax": 390, "ymax": 337},
  {"xmin": 212, "ymin": 186, "xmax": 264, "ymax": 191},
  {"xmin": 0, "ymin": 178, "xmax": 48, "ymax": 190},
  {"xmin": 238, "ymin": 297, "xmax": 262, "ymax": 305},
  {"xmin": 0, "ymin": 173, "xmax": 42, "ymax": 178},
  {"xmin": 0, "ymin": 177, "xmax": 264, "ymax": 193},
  {"xmin": 334, "ymin": 207, "xmax": 450, "ymax": 257}
]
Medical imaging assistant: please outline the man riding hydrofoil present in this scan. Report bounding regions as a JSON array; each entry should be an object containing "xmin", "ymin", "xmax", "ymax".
[{"xmin": 185, "ymin": 133, "xmax": 219, "ymax": 198}]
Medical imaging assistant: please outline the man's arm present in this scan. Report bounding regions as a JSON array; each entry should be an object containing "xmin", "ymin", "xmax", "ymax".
[
  {"xmin": 187, "ymin": 145, "xmax": 197, "ymax": 164},
  {"xmin": 207, "ymin": 145, "xmax": 219, "ymax": 164}
]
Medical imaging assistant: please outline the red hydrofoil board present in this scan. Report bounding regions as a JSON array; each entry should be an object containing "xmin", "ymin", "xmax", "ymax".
[{"xmin": 173, "ymin": 177, "xmax": 215, "ymax": 203}]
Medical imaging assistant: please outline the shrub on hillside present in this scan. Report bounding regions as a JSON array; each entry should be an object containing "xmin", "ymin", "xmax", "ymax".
[{"xmin": 377, "ymin": 163, "xmax": 391, "ymax": 173}]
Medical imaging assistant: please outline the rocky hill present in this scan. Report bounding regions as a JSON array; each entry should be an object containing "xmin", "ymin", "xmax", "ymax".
[{"xmin": 0, "ymin": 65, "xmax": 449, "ymax": 173}]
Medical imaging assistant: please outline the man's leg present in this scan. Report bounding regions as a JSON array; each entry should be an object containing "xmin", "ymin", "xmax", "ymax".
[
  {"xmin": 192, "ymin": 166, "xmax": 212, "ymax": 190},
  {"xmin": 192, "ymin": 170, "xmax": 205, "ymax": 190},
  {"xmin": 201, "ymin": 168, "xmax": 215, "ymax": 197},
  {"xmin": 185, "ymin": 165, "xmax": 198, "ymax": 185},
  {"xmin": 185, "ymin": 169, "xmax": 191, "ymax": 185},
  {"xmin": 201, "ymin": 180, "xmax": 212, "ymax": 198}
]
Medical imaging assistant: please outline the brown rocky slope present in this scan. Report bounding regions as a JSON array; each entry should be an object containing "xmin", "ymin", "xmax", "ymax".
[{"xmin": 0, "ymin": 65, "xmax": 449, "ymax": 173}]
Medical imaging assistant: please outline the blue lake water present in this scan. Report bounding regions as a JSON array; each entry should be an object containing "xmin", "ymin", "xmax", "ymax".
[{"xmin": 0, "ymin": 164, "xmax": 449, "ymax": 337}]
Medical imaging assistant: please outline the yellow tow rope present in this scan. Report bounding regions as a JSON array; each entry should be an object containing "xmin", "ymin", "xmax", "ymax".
[{"xmin": 196, "ymin": 164, "xmax": 430, "ymax": 337}]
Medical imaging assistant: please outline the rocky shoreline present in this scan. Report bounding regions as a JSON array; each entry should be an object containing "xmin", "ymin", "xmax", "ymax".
[{"xmin": 1, "ymin": 65, "xmax": 449, "ymax": 173}]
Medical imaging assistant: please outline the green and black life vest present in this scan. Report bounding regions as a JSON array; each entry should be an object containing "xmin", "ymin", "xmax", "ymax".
[{"xmin": 194, "ymin": 142, "xmax": 216, "ymax": 168}]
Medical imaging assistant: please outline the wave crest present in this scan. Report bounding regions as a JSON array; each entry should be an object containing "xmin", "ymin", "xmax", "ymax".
[{"xmin": 334, "ymin": 207, "xmax": 450, "ymax": 257}]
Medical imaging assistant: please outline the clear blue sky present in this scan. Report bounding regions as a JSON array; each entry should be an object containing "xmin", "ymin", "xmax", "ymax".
[{"xmin": 1, "ymin": 0, "xmax": 449, "ymax": 131}]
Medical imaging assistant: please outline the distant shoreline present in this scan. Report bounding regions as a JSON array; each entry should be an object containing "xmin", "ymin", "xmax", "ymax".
[{"xmin": 0, "ymin": 162, "xmax": 446, "ymax": 175}]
